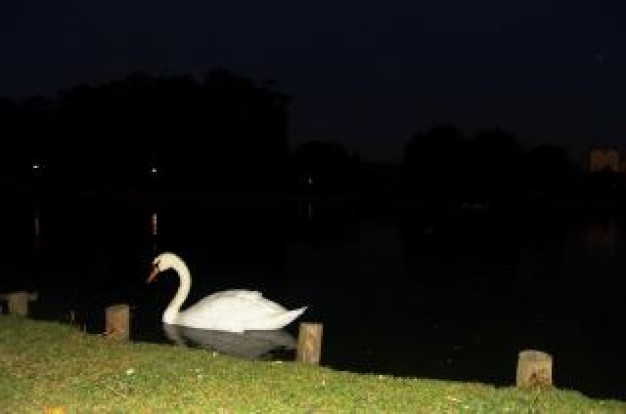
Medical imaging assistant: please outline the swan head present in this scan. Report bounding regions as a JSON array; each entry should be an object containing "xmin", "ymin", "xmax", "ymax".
[{"xmin": 147, "ymin": 252, "xmax": 185, "ymax": 283}]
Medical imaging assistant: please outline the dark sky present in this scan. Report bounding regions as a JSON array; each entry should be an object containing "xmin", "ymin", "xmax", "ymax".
[{"xmin": 2, "ymin": 1, "xmax": 624, "ymax": 162}]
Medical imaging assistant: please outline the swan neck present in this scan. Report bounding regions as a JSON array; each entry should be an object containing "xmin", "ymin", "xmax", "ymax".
[{"xmin": 163, "ymin": 259, "xmax": 191, "ymax": 324}]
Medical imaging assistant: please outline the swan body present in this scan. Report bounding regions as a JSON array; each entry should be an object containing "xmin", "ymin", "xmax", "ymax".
[{"xmin": 148, "ymin": 252, "xmax": 307, "ymax": 333}]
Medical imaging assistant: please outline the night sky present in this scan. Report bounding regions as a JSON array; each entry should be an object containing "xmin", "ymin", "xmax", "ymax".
[{"xmin": 2, "ymin": 1, "xmax": 624, "ymax": 162}]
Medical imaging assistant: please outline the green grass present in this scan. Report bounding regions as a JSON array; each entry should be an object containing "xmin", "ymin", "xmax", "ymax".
[{"xmin": 0, "ymin": 315, "xmax": 623, "ymax": 413}]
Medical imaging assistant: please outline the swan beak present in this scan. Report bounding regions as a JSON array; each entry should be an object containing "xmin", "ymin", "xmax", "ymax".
[{"xmin": 147, "ymin": 264, "xmax": 160, "ymax": 283}]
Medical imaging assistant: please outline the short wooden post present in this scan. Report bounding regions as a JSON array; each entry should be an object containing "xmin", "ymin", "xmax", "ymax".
[
  {"xmin": 296, "ymin": 322, "xmax": 323, "ymax": 365},
  {"xmin": 8, "ymin": 291, "xmax": 30, "ymax": 316},
  {"xmin": 105, "ymin": 304, "xmax": 130, "ymax": 341},
  {"xmin": 516, "ymin": 349, "xmax": 553, "ymax": 388}
]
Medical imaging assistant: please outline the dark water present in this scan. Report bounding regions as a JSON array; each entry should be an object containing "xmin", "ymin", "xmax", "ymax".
[{"xmin": 1, "ymin": 194, "xmax": 624, "ymax": 400}]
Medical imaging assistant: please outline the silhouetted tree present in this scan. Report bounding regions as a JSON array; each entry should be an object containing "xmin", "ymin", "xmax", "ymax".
[
  {"xmin": 523, "ymin": 144, "xmax": 577, "ymax": 194},
  {"xmin": 0, "ymin": 67, "xmax": 291, "ymax": 194},
  {"xmin": 402, "ymin": 125, "xmax": 526, "ymax": 200},
  {"xmin": 0, "ymin": 96, "xmax": 61, "ymax": 189},
  {"xmin": 403, "ymin": 124, "xmax": 468, "ymax": 195},
  {"xmin": 0, "ymin": 97, "xmax": 22, "ymax": 180},
  {"xmin": 57, "ymin": 72, "xmax": 204, "ymax": 191},
  {"xmin": 467, "ymin": 127, "xmax": 523, "ymax": 198},
  {"xmin": 201, "ymin": 68, "xmax": 290, "ymax": 190}
]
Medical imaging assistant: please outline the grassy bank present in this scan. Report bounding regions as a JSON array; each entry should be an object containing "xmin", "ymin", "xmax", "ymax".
[{"xmin": 0, "ymin": 316, "xmax": 623, "ymax": 413}]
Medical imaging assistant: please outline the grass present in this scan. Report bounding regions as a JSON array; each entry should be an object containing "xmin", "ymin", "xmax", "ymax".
[{"xmin": 0, "ymin": 315, "xmax": 624, "ymax": 413}]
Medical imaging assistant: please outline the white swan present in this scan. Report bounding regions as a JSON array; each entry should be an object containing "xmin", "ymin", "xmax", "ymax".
[{"xmin": 147, "ymin": 252, "xmax": 307, "ymax": 333}]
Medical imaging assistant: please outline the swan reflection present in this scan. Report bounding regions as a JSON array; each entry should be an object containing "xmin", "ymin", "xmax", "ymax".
[{"xmin": 162, "ymin": 323, "xmax": 296, "ymax": 360}]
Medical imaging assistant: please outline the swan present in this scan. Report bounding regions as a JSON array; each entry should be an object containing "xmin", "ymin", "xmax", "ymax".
[{"xmin": 147, "ymin": 252, "xmax": 307, "ymax": 333}]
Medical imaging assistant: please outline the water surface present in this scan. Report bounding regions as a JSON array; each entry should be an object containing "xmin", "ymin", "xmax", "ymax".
[{"xmin": 1, "ymin": 194, "xmax": 624, "ymax": 400}]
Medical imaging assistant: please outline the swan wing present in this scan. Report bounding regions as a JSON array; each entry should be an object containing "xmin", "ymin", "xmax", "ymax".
[
  {"xmin": 192, "ymin": 290, "xmax": 286, "ymax": 313},
  {"xmin": 177, "ymin": 290, "xmax": 302, "ymax": 332},
  {"xmin": 204, "ymin": 289, "xmax": 263, "ymax": 301}
]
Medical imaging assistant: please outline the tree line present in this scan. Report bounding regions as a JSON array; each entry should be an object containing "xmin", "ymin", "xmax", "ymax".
[
  {"xmin": 1, "ymin": 69, "xmax": 290, "ymax": 192},
  {"xmin": 0, "ymin": 68, "xmax": 602, "ymax": 198}
]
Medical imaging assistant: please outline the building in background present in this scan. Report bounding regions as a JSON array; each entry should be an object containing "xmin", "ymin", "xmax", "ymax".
[{"xmin": 588, "ymin": 148, "xmax": 621, "ymax": 172}]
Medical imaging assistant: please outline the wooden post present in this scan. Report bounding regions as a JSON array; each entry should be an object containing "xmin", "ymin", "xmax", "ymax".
[
  {"xmin": 105, "ymin": 304, "xmax": 130, "ymax": 341},
  {"xmin": 296, "ymin": 322, "xmax": 323, "ymax": 365},
  {"xmin": 8, "ymin": 291, "xmax": 30, "ymax": 316},
  {"xmin": 2, "ymin": 291, "xmax": 37, "ymax": 316},
  {"xmin": 516, "ymin": 349, "xmax": 553, "ymax": 388}
]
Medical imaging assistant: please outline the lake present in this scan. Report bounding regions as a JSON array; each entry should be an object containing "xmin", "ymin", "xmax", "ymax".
[{"xmin": 1, "ymin": 192, "xmax": 624, "ymax": 400}]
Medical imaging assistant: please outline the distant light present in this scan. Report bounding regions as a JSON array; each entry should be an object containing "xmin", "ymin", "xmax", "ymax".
[
  {"xmin": 307, "ymin": 176, "xmax": 313, "ymax": 185},
  {"xmin": 150, "ymin": 167, "xmax": 158, "ymax": 174},
  {"xmin": 32, "ymin": 163, "xmax": 40, "ymax": 170}
]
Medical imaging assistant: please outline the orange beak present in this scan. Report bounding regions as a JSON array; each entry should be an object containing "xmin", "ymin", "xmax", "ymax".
[{"xmin": 147, "ymin": 263, "xmax": 159, "ymax": 283}]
